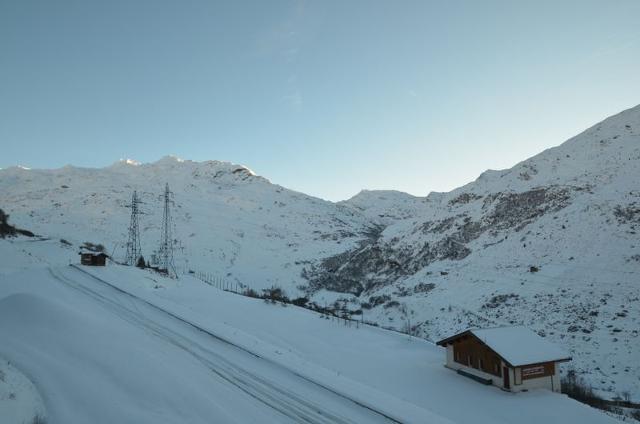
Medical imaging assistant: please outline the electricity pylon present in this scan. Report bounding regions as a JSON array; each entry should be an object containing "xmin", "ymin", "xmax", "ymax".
[
  {"xmin": 125, "ymin": 190, "xmax": 142, "ymax": 266},
  {"xmin": 158, "ymin": 183, "xmax": 176, "ymax": 277}
]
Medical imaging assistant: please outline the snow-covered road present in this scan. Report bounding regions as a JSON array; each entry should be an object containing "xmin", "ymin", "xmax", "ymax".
[{"xmin": 42, "ymin": 265, "xmax": 396, "ymax": 424}]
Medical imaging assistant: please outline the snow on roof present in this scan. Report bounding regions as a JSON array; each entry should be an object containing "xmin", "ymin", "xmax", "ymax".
[
  {"xmin": 472, "ymin": 326, "xmax": 571, "ymax": 366},
  {"xmin": 439, "ymin": 326, "xmax": 571, "ymax": 367},
  {"xmin": 78, "ymin": 250, "xmax": 108, "ymax": 256}
]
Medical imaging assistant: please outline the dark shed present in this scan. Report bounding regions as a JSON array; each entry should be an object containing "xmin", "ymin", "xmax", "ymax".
[{"xmin": 79, "ymin": 252, "xmax": 108, "ymax": 266}]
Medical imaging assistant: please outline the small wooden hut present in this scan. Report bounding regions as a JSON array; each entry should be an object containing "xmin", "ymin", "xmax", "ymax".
[{"xmin": 79, "ymin": 251, "xmax": 108, "ymax": 266}]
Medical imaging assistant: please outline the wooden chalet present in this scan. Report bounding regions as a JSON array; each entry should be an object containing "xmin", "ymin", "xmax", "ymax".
[
  {"xmin": 79, "ymin": 251, "xmax": 108, "ymax": 266},
  {"xmin": 436, "ymin": 326, "xmax": 571, "ymax": 393}
]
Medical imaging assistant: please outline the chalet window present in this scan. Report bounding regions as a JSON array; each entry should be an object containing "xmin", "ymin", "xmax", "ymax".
[{"xmin": 479, "ymin": 358, "xmax": 484, "ymax": 371}]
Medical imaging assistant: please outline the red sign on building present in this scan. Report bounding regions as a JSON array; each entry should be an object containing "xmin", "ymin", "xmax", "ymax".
[{"xmin": 522, "ymin": 366, "xmax": 545, "ymax": 377}]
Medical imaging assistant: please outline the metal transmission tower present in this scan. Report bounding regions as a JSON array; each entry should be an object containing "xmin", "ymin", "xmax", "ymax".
[
  {"xmin": 158, "ymin": 183, "xmax": 177, "ymax": 276},
  {"xmin": 125, "ymin": 190, "xmax": 142, "ymax": 266}
]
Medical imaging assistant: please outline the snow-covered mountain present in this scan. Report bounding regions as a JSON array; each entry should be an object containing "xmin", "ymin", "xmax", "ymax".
[
  {"xmin": 0, "ymin": 157, "xmax": 372, "ymax": 289},
  {"xmin": 1, "ymin": 104, "xmax": 638, "ymax": 400},
  {"xmin": 306, "ymin": 106, "xmax": 640, "ymax": 396},
  {"xmin": 309, "ymin": 104, "xmax": 640, "ymax": 399}
]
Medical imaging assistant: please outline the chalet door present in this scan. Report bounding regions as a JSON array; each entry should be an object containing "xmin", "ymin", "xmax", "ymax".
[{"xmin": 503, "ymin": 367, "xmax": 510, "ymax": 389}]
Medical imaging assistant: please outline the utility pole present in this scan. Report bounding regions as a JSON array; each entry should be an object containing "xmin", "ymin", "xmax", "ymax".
[
  {"xmin": 158, "ymin": 183, "xmax": 176, "ymax": 277},
  {"xmin": 125, "ymin": 190, "xmax": 142, "ymax": 266}
]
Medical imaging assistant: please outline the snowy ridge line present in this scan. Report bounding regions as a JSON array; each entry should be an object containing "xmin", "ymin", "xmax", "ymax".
[{"xmin": 68, "ymin": 265, "xmax": 450, "ymax": 424}]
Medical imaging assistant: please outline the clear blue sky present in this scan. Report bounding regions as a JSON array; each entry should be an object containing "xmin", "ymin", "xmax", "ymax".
[{"xmin": 1, "ymin": 0, "xmax": 639, "ymax": 201}]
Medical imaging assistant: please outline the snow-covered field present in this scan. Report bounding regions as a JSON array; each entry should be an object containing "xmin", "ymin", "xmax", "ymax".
[
  {"xmin": 0, "ymin": 237, "xmax": 621, "ymax": 423},
  {"xmin": 0, "ymin": 358, "xmax": 45, "ymax": 424},
  {"xmin": 0, "ymin": 240, "xmax": 400, "ymax": 423}
]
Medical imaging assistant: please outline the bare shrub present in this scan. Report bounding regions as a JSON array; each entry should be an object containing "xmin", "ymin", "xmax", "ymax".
[
  {"xmin": 291, "ymin": 297, "xmax": 309, "ymax": 307},
  {"xmin": 561, "ymin": 370, "xmax": 610, "ymax": 411},
  {"xmin": 262, "ymin": 286, "xmax": 289, "ymax": 303},
  {"xmin": 242, "ymin": 288, "xmax": 261, "ymax": 298},
  {"xmin": 32, "ymin": 415, "xmax": 47, "ymax": 424}
]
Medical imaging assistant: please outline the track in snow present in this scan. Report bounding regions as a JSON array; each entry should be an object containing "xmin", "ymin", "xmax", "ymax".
[{"xmin": 48, "ymin": 266, "xmax": 398, "ymax": 424}]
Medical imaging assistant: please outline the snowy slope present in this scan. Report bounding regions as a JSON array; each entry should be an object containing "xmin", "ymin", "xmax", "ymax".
[
  {"xmin": 0, "ymin": 246, "xmax": 405, "ymax": 423},
  {"xmin": 0, "ymin": 239, "xmax": 620, "ymax": 423},
  {"xmin": 0, "ymin": 358, "xmax": 45, "ymax": 424},
  {"xmin": 0, "ymin": 105, "xmax": 639, "ymax": 402}
]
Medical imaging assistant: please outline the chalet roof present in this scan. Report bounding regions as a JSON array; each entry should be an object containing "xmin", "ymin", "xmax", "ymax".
[
  {"xmin": 79, "ymin": 250, "xmax": 108, "ymax": 257},
  {"xmin": 437, "ymin": 326, "xmax": 571, "ymax": 367}
]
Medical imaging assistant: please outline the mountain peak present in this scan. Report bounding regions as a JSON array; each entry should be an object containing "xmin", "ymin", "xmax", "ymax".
[
  {"xmin": 154, "ymin": 155, "xmax": 185, "ymax": 165},
  {"xmin": 109, "ymin": 158, "xmax": 141, "ymax": 168}
]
